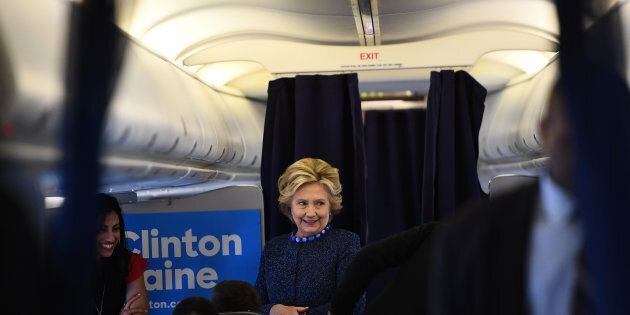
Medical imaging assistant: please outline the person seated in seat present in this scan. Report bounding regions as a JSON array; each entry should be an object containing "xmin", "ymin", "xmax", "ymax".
[
  {"xmin": 431, "ymin": 79, "xmax": 591, "ymax": 315},
  {"xmin": 92, "ymin": 193, "xmax": 149, "ymax": 315},
  {"xmin": 172, "ymin": 296, "xmax": 217, "ymax": 315},
  {"xmin": 211, "ymin": 280, "xmax": 262, "ymax": 314}
]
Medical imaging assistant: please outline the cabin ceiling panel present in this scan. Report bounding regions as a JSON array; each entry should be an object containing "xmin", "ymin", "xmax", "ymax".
[
  {"xmin": 117, "ymin": 0, "xmax": 359, "ymax": 61},
  {"xmin": 114, "ymin": 0, "xmax": 563, "ymax": 99},
  {"xmin": 136, "ymin": 8, "xmax": 359, "ymax": 61},
  {"xmin": 469, "ymin": 59, "xmax": 524, "ymax": 92},
  {"xmin": 377, "ymin": 0, "xmax": 558, "ymax": 44},
  {"xmin": 376, "ymin": 0, "xmax": 470, "ymax": 15},
  {"xmin": 117, "ymin": 0, "xmax": 355, "ymax": 35},
  {"xmin": 376, "ymin": 0, "xmax": 553, "ymax": 15},
  {"xmin": 225, "ymin": 70, "xmax": 277, "ymax": 100},
  {"xmin": 183, "ymin": 30, "xmax": 556, "ymax": 73}
]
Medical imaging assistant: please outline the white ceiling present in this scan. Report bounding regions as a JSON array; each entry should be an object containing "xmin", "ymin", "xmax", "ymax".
[{"xmin": 115, "ymin": 0, "xmax": 560, "ymax": 99}]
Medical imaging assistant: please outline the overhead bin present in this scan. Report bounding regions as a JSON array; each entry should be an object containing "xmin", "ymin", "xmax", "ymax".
[
  {"xmin": 477, "ymin": 1, "xmax": 630, "ymax": 192},
  {"xmin": 172, "ymin": 70, "xmax": 223, "ymax": 163},
  {"xmin": 104, "ymin": 43, "xmax": 228, "ymax": 164},
  {"xmin": 0, "ymin": 0, "xmax": 265, "ymax": 196},
  {"xmin": 101, "ymin": 38, "xmax": 265, "ymax": 191},
  {"xmin": 516, "ymin": 61, "xmax": 558, "ymax": 153},
  {"xmin": 479, "ymin": 59, "xmax": 558, "ymax": 163},
  {"xmin": 215, "ymin": 93, "xmax": 264, "ymax": 168},
  {"xmin": 477, "ymin": 60, "xmax": 558, "ymax": 192}
]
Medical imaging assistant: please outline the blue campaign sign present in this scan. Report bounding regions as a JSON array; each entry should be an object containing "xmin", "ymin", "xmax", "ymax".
[{"xmin": 124, "ymin": 210, "xmax": 262, "ymax": 314}]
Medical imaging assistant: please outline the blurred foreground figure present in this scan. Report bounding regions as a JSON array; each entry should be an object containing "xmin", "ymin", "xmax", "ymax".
[{"xmin": 432, "ymin": 81, "xmax": 592, "ymax": 315}]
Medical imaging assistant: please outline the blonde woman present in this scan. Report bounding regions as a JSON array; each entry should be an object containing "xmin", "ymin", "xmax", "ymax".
[{"xmin": 255, "ymin": 158, "xmax": 365, "ymax": 315}]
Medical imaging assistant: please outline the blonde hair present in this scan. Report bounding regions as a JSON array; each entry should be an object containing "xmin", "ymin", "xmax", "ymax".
[{"xmin": 277, "ymin": 158, "xmax": 343, "ymax": 220}]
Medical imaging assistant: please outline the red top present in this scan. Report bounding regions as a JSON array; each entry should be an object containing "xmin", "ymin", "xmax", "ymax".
[{"xmin": 125, "ymin": 253, "xmax": 149, "ymax": 283}]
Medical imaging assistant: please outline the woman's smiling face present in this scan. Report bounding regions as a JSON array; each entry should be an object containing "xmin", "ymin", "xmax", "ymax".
[
  {"xmin": 96, "ymin": 211, "xmax": 120, "ymax": 258},
  {"xmin": 290, "ymin": 182, "xmax": 331, "ymax": 237}
]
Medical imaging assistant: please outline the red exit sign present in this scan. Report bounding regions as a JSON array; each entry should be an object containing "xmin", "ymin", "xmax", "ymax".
[{"xmin": 360, "ymin": 52, "xmax": 379, "ymax": 60}]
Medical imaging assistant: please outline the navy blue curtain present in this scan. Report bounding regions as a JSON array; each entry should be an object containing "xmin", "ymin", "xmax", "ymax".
[
  {"xmin": 47, "ymin": 1, "xmax": 126, "ymax": 313},
  {"xmin": 555, "ymin": 1, "xmax": 630, "ymax": 314},
  {"xmin": 421, "ymin": 70, "xmax": 487, "ymax": 221},
  {"xmin": 364, "ymin": 109, "xmax": 427, "ymax": 242},
  {"xmin": 261, "ymin": 74, "xmax": 366, "ymax": 242},
  {"xmin": 363, "ymin": 108, "xmax": 426, "ymax": 301}
]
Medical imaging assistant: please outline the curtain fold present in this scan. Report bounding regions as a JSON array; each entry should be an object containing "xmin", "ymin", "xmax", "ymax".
[
  {"xmin": 261, "ymin": 74, "xmax": 366, "ymax": 241},
  {"xmin": 364, "ymin": 109, "xmax": 427, "ymax": 243},
  {"xmin": 363, "ymin": 108, "xmax": 426, "ymax": 302},
  {"xmin": 421, "ymin": 70, "xmax": 487, "ymax": 221}
]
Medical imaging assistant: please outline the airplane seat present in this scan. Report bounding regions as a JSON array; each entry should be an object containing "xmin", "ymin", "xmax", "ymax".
[{"xmin": 488, "ymin": 174, "xmax": 538, "ymax": 199}]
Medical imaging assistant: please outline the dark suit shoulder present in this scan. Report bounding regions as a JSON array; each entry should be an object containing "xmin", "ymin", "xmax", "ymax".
[
  {"xmin": 447, "ymin": 182, "xmax": 538, "ymax": 231},
  {"xmin": 432, "ymin": 183, "xmax": 538, "ymax": 315},
  {"xmin": 371, "ymin": 221, "xmax": 441, "ymax": 252},
  {"xmin": 436, "ymin": 182, "xmax": 539, "ymax": 270}
]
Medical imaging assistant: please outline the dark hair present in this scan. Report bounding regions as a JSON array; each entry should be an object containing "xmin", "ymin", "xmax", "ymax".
[
  {"xmin": 95, "ymin": 193, "xmax": 129, "ymax": 261},
  {"xmin": 210, "ymin": 280, "xmax": 262, "ymax": 313},
  {"xmin": 173, "ymin": 296, "xmax": 217, "ymax": 315},
  {"xmin": 92, "ymin": 193, "xmax": 132, "ymax": 314}
]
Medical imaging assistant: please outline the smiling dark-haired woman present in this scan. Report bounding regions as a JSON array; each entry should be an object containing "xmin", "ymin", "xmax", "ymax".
[
  {"xmin": 92, "ymin": 193, "xmax": 149, "ymax": 315},
  {"xmin": 255, "ymin": 158, "xmax": 365, "ymax": 315}
]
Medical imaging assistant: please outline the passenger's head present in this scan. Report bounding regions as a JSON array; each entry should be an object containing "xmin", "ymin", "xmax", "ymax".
[
  {"xmin": 95, "ymin": 193, "xmax": 127, "ymax": 258},
  {"xmin": 540, "ymin": 79, "xmax": 575, "ymax": 191},
  {"xmin": 172, "ymin": 296, "xmax": 217, "ymax": 315},
  {"xmin": 277, "ymin": 158, "xmax": 343, "ymax": 237},
  {"xmin": 210, "ymin": 280, "xmax": 262, "ymax": 313}
]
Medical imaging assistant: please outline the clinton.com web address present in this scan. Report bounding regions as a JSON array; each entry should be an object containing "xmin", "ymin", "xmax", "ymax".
[{"xmin": 149, "ymin": 300, "xmax": 179, "ymax": 310}]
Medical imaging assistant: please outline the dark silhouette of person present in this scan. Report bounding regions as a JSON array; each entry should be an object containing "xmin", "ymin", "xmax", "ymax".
[
  {"xmin": 211, "ymin": 280, "xmax": 262, "ymax": 314},
  {"xmin": 172, "ymin": 296, "xmax": 217, "ymax": 315}
]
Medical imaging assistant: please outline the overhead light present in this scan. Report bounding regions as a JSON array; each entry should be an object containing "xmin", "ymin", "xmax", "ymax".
[
  {"xmin": 45, "ymin": 197, "xmax": 64, "ymax": 209},
  {"xmin": 483, "ymin": 50, "xmax": 557, "ymax": 76},
  {"xmin": 196, "ymin": 61, "xmax": 266, "ymax": 87},
  {"xmin": 362, "ymin": 100, "xmax": 426, "ymax": 111},
  {"xmin": 360, "ymin": 90, "xmax": 423, "ymax": 101}
]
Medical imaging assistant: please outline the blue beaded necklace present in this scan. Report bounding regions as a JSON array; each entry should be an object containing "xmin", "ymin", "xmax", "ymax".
[{"xmin": 290, "ymin": 224, "xmax": 332, "ymax": 243}]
